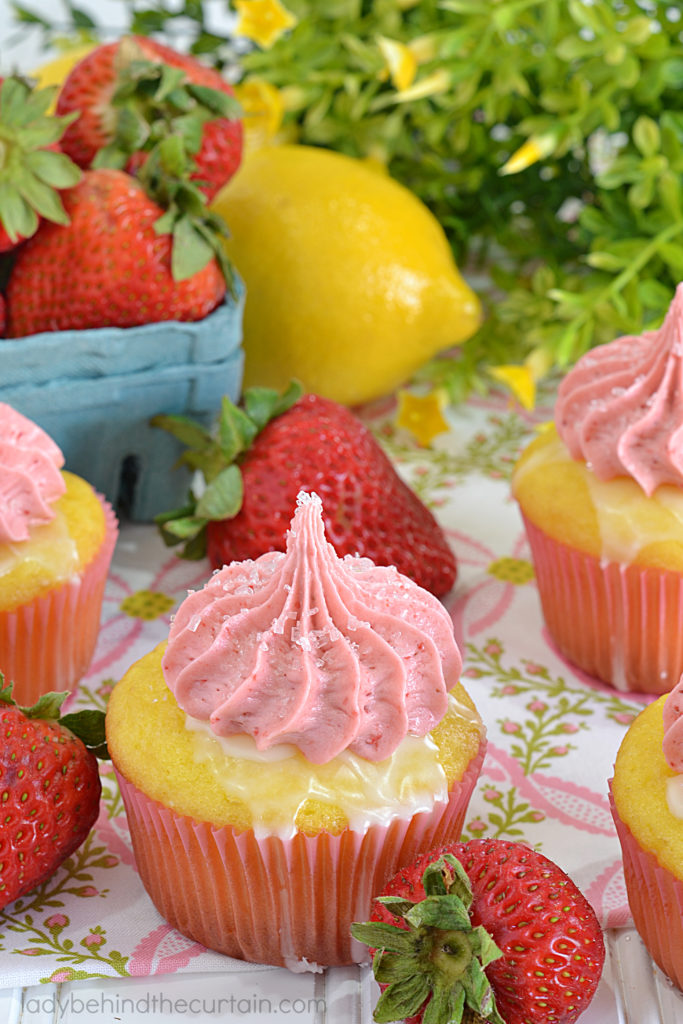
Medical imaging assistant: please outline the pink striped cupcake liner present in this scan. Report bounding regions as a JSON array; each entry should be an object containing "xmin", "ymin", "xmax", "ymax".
[
  {"xmin": 114, "ymin": 735, "xmax": 487, "ymax": 970},
  {"xmin": 0, "ymin": 494, "xmax": 118, "ymax": 703},
  {"xmin": 609, "ymin": 780, "xmax": 683, "ymax": 990},
  {"xmin": 522, "ymin": 513, "xmax": 683, "ymax": 694}
]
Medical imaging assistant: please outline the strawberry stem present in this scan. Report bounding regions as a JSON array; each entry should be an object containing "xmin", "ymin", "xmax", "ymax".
[
  {"xmin": 151, "ymin": 380, "xmax": 303, "ymax": 558},
  {"xmin": 351, "ymin": 854, "xmax": 506, "ymax": 1024}
]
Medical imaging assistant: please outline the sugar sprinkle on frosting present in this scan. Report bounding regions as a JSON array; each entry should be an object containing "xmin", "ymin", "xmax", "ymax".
[
  {"xmin": 555, "ymin": 283, "xmax": 683, "ymax": 495},
  {"xmin": 162, "ymin": 490, "xmax": 461, "ymax": 764}
]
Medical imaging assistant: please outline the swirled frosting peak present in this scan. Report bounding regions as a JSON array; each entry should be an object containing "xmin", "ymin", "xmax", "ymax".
[
  {"xmin": 663, "ymin": 676, "xmax": 683, "ymax": 774},
  {"xmin": 162, "ymin": 491, "xmax": 461, "ymax": 764},
  {"xmin": 0, "ymin": 403, "xmax": 65, "ymax": 543},
  {"xmin": 555, "ymin": 283, "xmax": 683, "ymax": 495}
]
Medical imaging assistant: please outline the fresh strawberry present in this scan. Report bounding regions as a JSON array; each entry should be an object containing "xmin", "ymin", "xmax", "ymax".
[
  {"xmin": 152, "ymin": 383, "xmax": 458, "ymax": 597},
  {"xmin": 5, "ymin": 166, "xmax": 229, "ymax": 336},
  {"xmin": 0, "ymin": 76, "xmax": 82, "ymax": 253},
  {"xmin": 0, "ymin": 676, "xmax": 106, "ymax": 910},
  {"xmin": 55, "ymin": 35, "xmax": 242, "ymax": 200},
  {"xmin": 352, "ymin": 839, "xmax": 605, "ymax": 1024}
]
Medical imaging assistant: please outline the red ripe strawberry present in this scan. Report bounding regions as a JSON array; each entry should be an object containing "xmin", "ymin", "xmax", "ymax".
[
  {"xmin": 153, "ymin": 383, "xmax": 458, "ymax": 598},
  {"xmin": 352, "ymin": 839, "xmax": 605, "ymax": 1024},
  {"xmin": 55, "ymin": 35, "xmax": 242, "ymax": 200},
  {"xmin": 0, "ymin": 76, "xmax": 81, "ymax": 253},
  {"xmin": 0, "ymin": 678, "xmax": 105, "ymax": 910},
  {"xmin": 5, "ymin": 167, "xmax": 227, "ymax": 336}
]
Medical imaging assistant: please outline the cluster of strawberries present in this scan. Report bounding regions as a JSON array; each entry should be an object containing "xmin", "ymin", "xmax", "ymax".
[{"xmin": 0, "ymin": 35, "xmax": 243, "ymax": 338}]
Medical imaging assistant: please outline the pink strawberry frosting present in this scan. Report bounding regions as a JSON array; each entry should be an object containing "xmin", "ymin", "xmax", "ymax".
[
  {"xmin": 162, "ymin": 491, "xmax": 461, "ymax": 765},
  {"xmin": 555, "ymin": 283, "xmax": 683, "ymax": 496},
  {"xmin": 663, "ymin": 676, "xmax": 683, "ymax": 774},
  {"xmin": 0, "ymin": 403, "xmax": 65, "ymax": 543}
]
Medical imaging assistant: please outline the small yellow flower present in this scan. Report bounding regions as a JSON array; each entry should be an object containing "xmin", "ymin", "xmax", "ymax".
[
  {"xmin": 499, "ymin": 132, "xmax": 557, "ymax": 175},
  {"xmin": 234, "ymin": 0, "xmax": 297, "ymax": 50},
  {"xmin": 407, "ymin": 33, "xmax": 439, "ymax": 64},
  {"xmin": 396, "ymin": 389, "xmax": 450, "ymax": 447},
  {"xmin": 489, "ymin": 347, "xmax": 553, "ymax": 411},
  {"xmin": 489, "ymin": 364, "xmax": 536, "ymax": 411},
  {"xmin": 488, "ymin": 557, "xmax": 535, "ymax": 584},
  {"xmin": 234, "ymin": 78, "xmax": 285, "ymax": 150},
  {"xmin": 377, "ymin": 36, "xmax": 418, "ymax": 92}
]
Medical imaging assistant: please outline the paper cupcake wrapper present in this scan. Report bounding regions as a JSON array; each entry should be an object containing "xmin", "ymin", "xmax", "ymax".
[
  {"xmin": 522, "ymin": 513, "xmax": 683, "ymax": 694},
  {"xmin": 609, "ymin": 780, "xmax": 683, "ymax": 990},
  {"xmin": 0, "ymin": 495, "xmax": 118, "ymax": 702},
  {"xmin": 115, "ymin": 736, "xmax": 486, "ymax": 971}
]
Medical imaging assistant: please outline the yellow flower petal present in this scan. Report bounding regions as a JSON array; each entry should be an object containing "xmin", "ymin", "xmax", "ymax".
[
  {"xmin": 499, "ymin": 132, "xmax": 556, "ymax": 175},
  {"xmin": 234, "ymin": 78, "xmax": 285, "ymax": 151},
  {"xmin": 396, "ymin": 389, "xmax": 450, "ymax": 447},
  {"xmin": 407, "ymin": 33, "xmax": 439, "ymax": 63},
  {"xmin": 489, "ymin": 364, "xmax": 536, "ymax": 411},
  {"xmin": 234, "ymin": 0, "xmax": 297, "ymax": 50},
  {"xmin": 393, "ymin": 67, "xmax": 451, "ymax": 104},
  {"xmin": 377, "ymin": 36, "xmax": 418, "ymax": 92}
]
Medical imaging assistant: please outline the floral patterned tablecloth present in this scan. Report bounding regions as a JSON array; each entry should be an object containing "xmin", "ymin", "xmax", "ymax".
[{"xmin": 0, "ymin": 386, "xmax": 646, "ymax": 990}]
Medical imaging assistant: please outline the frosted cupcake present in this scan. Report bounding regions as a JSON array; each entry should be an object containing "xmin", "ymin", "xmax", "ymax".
[
  {"xmin": 513, "ymin": 283, "xmax": 683, "ymax": 693},
  {"xmin": 610, "ymin": 676, "xmax": 683, "ymax": 988},
  {"xmin": 0, "ymin": 403, "xmax": 118, "ymax": 701},
  {"xmin": 106, "ymin": 491, "xmax": 486, "ymax": 969}
]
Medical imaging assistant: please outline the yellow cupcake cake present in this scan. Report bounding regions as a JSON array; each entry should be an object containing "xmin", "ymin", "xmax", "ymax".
[
  {"xmin": 0, "ymin": 402, "xmax": 118, "ymax": 701},
  {"xmin": 513, "ymin": 284, "xmax": 683, "ymax": 693},
  {"xmin": 107, "ymin": 491, "xmax": 486, "ymax": 969},
  {"xmin": 611, "ymin": 678, "xmax": 683, "ymax": 988}
]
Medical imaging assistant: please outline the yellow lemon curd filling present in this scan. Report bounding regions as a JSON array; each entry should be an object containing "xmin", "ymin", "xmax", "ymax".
[
  {"xmin": 512, "ymin": 425, "xmax": 683, "ymax": 570},
  {"xmin": 0, "ymin": 471, "xmax": 105, "ymax": 611},
  {"xmin": 612, "ymin": 696, "xmax": 683, "ymax": 879},
  {"xmin": 106, "ymin": 643, "xmax": 484, "ymax": 839}
]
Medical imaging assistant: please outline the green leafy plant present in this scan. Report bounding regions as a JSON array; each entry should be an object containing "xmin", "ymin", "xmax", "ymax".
[{"xmin": 10, "ymin": 0, "xmax": 683, "ymax": 400}]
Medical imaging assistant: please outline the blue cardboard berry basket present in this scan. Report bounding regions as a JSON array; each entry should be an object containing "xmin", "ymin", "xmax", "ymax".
[{"xmin": 0, "ymin": 286, "xmax": 244, "ymax": 522}]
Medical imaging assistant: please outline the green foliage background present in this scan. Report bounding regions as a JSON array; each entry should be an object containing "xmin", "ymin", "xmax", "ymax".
[{"xmin": 10, "ymin": 0, "xmax": 683, "ymax": 399}]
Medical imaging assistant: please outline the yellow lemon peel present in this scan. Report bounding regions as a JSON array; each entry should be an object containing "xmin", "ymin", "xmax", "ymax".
[{"xmin": 210, "ymin": 145, "xmax": 481, "ymax": 406}]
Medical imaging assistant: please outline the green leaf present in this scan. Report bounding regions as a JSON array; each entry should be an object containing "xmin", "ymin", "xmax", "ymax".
[
  {"xmin": 242, "ymin": 380, "xmax": 304, "ymax": 431},
  {"xmin": 150, "ymin": 412, "xmax": 214, "ymax": 450},
  {"xmin": 633, "ymin": 115, "xmax": 660, "ymax": 158},
  {"xmin": 59, "ymin": 709, "xmax": 108, "ymax": 757},
  {"xmin": 0, "ymin": 182, "xmax": 37, "ymax": 242},
  {"xmin": 217, "ymin": 396, "xmax": 258, "ymax": 462},
  {"xmin": 373, "ymin": 974, "xmax": 431, "ymax": 1024},
  {"xmin": 18, "ymin": 172, "xmax": 70, "ymax": 224},
  {"xmin": 158, "ymin": 514, "xmax": 206, "ymax": 542},
  {"xmin": 349, "ymin": 921, "xmax": 416, "ymax": 954},
  {"xmin": 24, "ymin": 149, "xmax": 81, "ymax": 189},
  {"xmin": 195, "ymin": 465, "xmax": 243, "ymax": 521},
  {"xmin": 405, "ymin": 895, "xmax": 471, "ymax": 932},
  {"xmin": 22, "ymin": 691, "xmax": 68, "ymax": 721},
  {"xmin": 170, "ymin": 214, "xmax": 214, "ymax": 280}
]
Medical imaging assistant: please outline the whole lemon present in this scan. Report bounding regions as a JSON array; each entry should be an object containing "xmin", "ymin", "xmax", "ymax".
[{"xmin": 211, "ymin": 145, "xmax": 481, "ymax": 406}]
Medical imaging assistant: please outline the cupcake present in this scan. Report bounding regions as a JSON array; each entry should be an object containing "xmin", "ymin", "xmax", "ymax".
[
  {"xmin": 610, "ymin": 676, "xmax": 683, "ymax": 989},
  {"xmin": 106, "ymin": 491, "xmax": 486, "ymax": 970},
  {"xmin": 0, "ymin": 402, "xmax": 118, "ymax": 702},
  {"xmin": 512, "ymin": 283, "xmax": 683, "ymax": 693}
]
